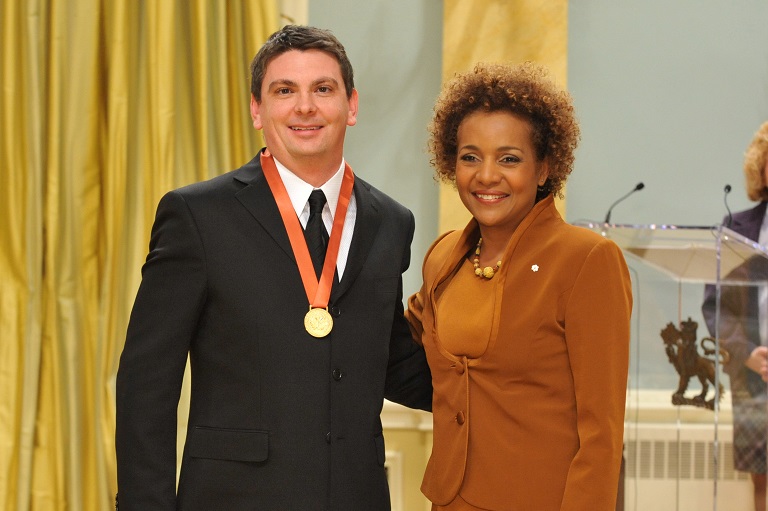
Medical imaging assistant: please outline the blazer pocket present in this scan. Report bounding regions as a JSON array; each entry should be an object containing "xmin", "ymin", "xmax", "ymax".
[{"xmin": 188, "ymin": 426, "xmax": 269, "ymax": 462}]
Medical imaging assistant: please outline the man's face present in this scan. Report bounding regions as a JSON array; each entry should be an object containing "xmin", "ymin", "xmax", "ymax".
[{"xmin": 251, "ymin": 49, "xmax": 358, "ymax": 178}]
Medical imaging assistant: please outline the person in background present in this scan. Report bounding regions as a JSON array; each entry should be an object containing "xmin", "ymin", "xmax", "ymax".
[
  {"xmin": 406, "ymin": 62, "xmax": 632, "ymax": 510},
  {"xmin": 115, "ymin": 25, "xmax": 431, "ymax": 511},
  {"xmin": 703, "ymin": 121, "xmax": 768, "ymax": 511}
]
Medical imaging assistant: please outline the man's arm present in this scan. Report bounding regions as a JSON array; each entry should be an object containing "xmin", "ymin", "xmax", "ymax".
[
  {"xmin": 116, "ymin": 190, "xmax": 207, "ymax": 510},
  {"xmin": 385, "ymin": 292, "xmax": 433, "ymax": 411},
  {"xmin": 383, "ymin": 211, "xmax": 432, "ymax": 411}
]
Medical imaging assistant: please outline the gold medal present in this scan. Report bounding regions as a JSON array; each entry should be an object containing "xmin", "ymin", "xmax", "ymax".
[
  {"xmin": 260, "ymin": 154, "xmax": 353, "ymax": 341},
  {"xmin": 304, "ymin": 307, "xmax": 333, "ymax": 338}
]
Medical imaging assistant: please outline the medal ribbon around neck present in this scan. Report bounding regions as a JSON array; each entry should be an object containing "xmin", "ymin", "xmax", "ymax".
[{"xmin": 259, "ymin": 151, "xmax": 354, "ymax": 337}]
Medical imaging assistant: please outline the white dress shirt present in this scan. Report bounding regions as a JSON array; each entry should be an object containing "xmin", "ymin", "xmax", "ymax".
[{"xmin": 273, "ymin": 157, "xmax": 357, "ymax": 279}]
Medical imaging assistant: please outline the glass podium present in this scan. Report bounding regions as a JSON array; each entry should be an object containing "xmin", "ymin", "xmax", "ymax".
[{"xmin": 574, "ymin": 222, "xmax": 768, "ymax": 511}]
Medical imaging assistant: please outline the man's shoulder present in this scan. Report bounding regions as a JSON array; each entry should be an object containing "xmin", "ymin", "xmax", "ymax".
[
  {"xmin": 170, "ymin": 156, "xmax": 262, "ymax": 199},
  {"xmin": 353, "ymin": 176, "xmax": 411, "ymax": 219}
]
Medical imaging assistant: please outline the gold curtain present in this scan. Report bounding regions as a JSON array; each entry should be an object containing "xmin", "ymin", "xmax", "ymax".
[
  {"xmin": 439, "ymin": 0, "xmax": 569, "ymax": 233},
  {"xmin": 0, "ymin": 1, "xmax": 278, "ymax": 509}
]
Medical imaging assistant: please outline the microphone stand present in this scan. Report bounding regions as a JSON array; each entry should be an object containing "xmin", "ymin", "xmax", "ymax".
[{"xmin": 604, "ymin": 182, "xmax": 645, "ymax": 224}]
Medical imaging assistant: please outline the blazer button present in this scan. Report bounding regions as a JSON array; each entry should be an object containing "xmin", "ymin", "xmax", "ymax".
[
  {"xmin": 326, "ymin": 432, "xmax": 332, "ymax": 444},
  {"xmin": 332, "ymin": 368, "xmax": 343, "ymax": 381},
  {"xmin": 330, "ymin": 306, "xmax": 341, "ymax": 318},
  {"xmin": 455, "ymin": 411, "xmax": 466, "ymax": 425}
]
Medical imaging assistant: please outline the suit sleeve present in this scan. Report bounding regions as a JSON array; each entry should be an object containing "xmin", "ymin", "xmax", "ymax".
[
  {"xmin": 561, "ymin": 239, "xmax": 632, "ymax": 510},
  {"xmin": 383, "ymin": 211, "xmax": 433, "ymax": 412},
  {"xmin": 116, "ymin": 191, "xmax": 207, "ymax": 510}
]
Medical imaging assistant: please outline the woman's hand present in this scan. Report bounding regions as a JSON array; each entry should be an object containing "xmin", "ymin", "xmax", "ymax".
[{"xmin": 745, "ymin": 346, "xmax": 768, "ymax": 382}]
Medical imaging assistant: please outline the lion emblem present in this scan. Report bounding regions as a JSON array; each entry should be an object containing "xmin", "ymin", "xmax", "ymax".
[{"xmin": 660, "ymin": 317, "xmax": 730, "ymax": 410}]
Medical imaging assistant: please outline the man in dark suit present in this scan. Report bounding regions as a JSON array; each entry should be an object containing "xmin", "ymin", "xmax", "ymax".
[{"xmin": 115, "ymin": 25, "xmax": 431, "ymax": 510}]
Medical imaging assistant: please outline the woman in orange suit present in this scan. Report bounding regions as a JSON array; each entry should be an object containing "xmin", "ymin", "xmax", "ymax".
[{"xmin": 406, "ymin": 62, "xmax": 632, "ymax": 510}]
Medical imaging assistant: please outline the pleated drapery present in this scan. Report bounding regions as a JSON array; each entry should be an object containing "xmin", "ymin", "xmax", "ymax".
[{"xmin": 0, "ymin": 1, "xmax": 278, "ymax": 509}]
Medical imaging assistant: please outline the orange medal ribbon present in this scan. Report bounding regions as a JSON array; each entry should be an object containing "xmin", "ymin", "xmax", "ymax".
[{"xmin": 260, "ymin": 152, "xmax": 354, "ymax": 337}]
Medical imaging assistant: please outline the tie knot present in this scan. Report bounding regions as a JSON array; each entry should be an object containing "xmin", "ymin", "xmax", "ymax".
[{"xmin": 308, "ymin": 189, "xmax": 327, "ymax": 215}]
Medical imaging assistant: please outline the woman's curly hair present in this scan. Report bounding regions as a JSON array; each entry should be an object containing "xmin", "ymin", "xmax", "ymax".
[
  {"xmin": 428, "ymin": 62, "xmax": 580, "ymax": 199},
  {"xmin": 744, "ymin": 121, "xmax": 768, "ymax": 201}
]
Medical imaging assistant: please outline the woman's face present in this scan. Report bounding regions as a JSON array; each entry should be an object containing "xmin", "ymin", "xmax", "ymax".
[{"xmin": 455, "ymin": 110, "xmax": 549, "ymax": 239}]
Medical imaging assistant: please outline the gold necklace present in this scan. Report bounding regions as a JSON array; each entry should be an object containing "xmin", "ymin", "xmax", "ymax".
[{"xmin": 473, "ymin": 238, "xmax": 501, "ymax": 279}]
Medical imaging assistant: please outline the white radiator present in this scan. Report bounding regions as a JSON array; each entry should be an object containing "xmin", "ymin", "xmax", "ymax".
[{"xmin": 623, "ymin": 422, "xmax": 752, "ymax": 511}]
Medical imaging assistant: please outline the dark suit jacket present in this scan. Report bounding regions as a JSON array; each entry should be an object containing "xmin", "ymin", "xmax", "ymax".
[
  {"xmin": 115, "ymin": 154, "xmax": 432, "ymax": 510},
  {"xmin": 702, "ymin": 202, "xmax": 768, "ymax": 393}
]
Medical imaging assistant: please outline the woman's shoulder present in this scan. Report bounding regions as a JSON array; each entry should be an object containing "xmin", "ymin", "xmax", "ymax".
[
  {"xmin": 547, "ymin": 219, "xmax": 617, "ymax": 250},
  {"xmin": 526, "ymin": 221, "xmax": 626, "ymax": 272},
  {"xmin": 423, "ymin": 230, "xmax": 461, "ymax": 266},
  {"xmin": 419, "ymin": 230, "xmax": 465, "ymax": 280},
  {"xmin": 430, "ymin": 229, "xmax": 462, "ymax": 254},
  {"xmin": 732, "ymin": 201, "xmax": 767, "ymax": 222}
]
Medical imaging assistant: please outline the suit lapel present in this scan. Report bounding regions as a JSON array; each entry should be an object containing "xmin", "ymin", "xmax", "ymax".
[
  {"xmin": 233, "ymin": 157, "xmax": 295, "ymax": 262},
  {"xmin": 332, "ymin": 180, "xmax": 382, "ymax": 301}
]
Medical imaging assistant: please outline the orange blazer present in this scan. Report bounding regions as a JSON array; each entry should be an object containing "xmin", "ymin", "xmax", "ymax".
[{"xmin": 407, "ymin": 196, "xmax": 632, "ymax": 510}]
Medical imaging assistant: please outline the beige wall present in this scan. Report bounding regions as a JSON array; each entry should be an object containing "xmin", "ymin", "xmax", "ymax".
[{"xmin": 384, "ymin": 430, "xmax": 431, "ymax": 511}]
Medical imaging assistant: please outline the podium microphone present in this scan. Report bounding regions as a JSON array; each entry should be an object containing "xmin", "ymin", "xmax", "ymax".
[
  {"xmin": 604, "ymin": 182, "xmax": 645, "ymax": 224},
  {"xmin": 723, "ymin": 184, "xmax": 732, "ymax": 228}
]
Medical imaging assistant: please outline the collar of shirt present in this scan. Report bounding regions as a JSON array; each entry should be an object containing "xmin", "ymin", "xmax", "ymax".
[
  {"xmin": 272, "ymin": 157, "xmax": 346, "ymax": 228},
  {"xmin": 271, "ymin": 157, "xmax": 356, "ymax": 279}
]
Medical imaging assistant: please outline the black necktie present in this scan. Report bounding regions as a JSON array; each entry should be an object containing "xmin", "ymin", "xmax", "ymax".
[{"xmin": 304, "ymin": 189, "xmax": 329, "ymax": 278}]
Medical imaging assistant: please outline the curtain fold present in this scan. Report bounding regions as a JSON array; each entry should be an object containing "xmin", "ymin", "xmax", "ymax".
[{"xmin": 0, "ymin": 1, "xmax": 279, "ymax": 509}]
